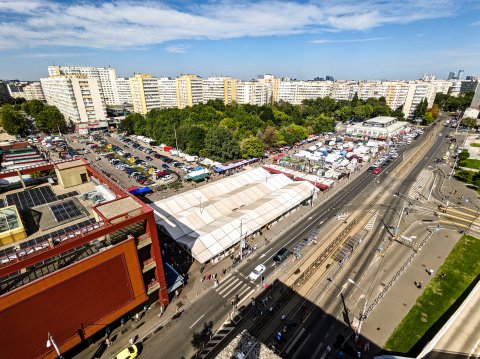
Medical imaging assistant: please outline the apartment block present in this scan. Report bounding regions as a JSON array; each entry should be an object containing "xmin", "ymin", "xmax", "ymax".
[
  {"xmin": 402, "ymin": 82, "xmax": 436, "ymax": 119},
  {"xmin": 0, "ymin": 81, "xmax": 11, "ymax": 103},
  {"xmin": 40, "ymin": 75, "xmax": 107, "ymax": 123},
  {"xmin": 235, "ymin": 81, "xmax": 271, "ymax": 106},
  {"xmin": 129, "ymin": 74, "xmax": 161, "ymax": 115},
  {"xmin": 258, "ymin": 74, "xmax": 281, "ymax": 103},
  {"xmin": 176, "ymin": 74, "xmax": 203, "ymax": 109},
  {"xmin": 48, "ymin": 65, "xmax": 118, "ymax": 106},
  {"xmin": 158, "ymin": 77, "xmax": 178, "ymax": 108},
  {"xmin": 278, "ymin": 80, "xmax": 332, "ymax": 104},
  {"xmin": 6, "ymin": 82, "xmax": 27, "ymax": 99},
  {"xmin": 115, "ymin": 77, "xmax": 133, "ymax": 105},
  {"xmin": 202, "ymin": 77, "xmax": 236, "ymax": 105},
  {"xmin": 23, "ymin": 82, "xmax": 45, "ymax": 101}
]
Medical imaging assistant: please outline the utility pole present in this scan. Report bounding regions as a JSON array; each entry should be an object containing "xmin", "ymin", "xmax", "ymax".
[
  {"xmin": 239, "ymin": 218, "xmax": 244, "ymax": 261},
  {"xmin": 173, "ymin": 123, "xmax": 179, "ymax": 154}
]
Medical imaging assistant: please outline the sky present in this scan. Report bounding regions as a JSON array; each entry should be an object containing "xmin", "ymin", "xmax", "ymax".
[{"xmin": 0, "ymin": 0, "xmax": 479, "ymax": 81}]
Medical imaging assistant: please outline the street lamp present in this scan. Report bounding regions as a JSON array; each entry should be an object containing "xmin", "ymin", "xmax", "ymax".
[{"xmin": 348, "ymin": 279, "xmax": 368, "ymax": 321}]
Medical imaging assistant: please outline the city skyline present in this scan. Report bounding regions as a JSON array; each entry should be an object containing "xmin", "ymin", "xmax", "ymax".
[{"xmin": 0, "ymin": 0, "xmax": 480, "ymax": 80}]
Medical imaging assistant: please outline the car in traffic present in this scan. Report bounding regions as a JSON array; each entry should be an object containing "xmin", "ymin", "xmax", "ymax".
[
  {"xmin": 273, "ymin": 247, "xmax": 290, "ymax": 263},
  {"xmin": 372, "ymin": 167, "xmax": 382, "ymax": 174},
  {"xmin": 115, "ymin": 344, "xmax": 138, "ymax": 359},
  {"xmin": 248, "ymin": 264, "xmax": 266, "ymax": 281}
]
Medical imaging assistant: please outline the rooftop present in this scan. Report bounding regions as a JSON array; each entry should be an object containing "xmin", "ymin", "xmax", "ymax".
[
  {"xmin": 364, "ymin": 116, "xmax": 397, "ymax": 124},
  {"xmin": 95, "ymin": 196, "xmax": 142, "ymax": 220},
  {"xmin": 54, "ymin": 159, "xmax": 85, "ymax": 170}
]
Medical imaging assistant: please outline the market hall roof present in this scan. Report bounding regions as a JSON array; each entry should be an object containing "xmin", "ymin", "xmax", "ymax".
[{"xmin": 150, "ymin": 167, "xmax": 315, "ymax": 263}]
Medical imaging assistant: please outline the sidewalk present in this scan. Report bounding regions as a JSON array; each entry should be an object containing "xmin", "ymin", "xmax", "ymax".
[{"xmin": 74, "ymin": 157, "xmax": 373, "ymax": 359}]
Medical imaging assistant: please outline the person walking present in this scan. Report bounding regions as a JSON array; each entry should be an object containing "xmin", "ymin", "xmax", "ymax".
[
  {"xmin": 129, "ymin": 337, "xmax": 134, "ymax": 345},
  {"xmin": 105, "ymin": 338, "xmax": 111, "ymax": 347},
  {"xmin": 134, "ymin": 313, "xmax": 140, "ymax": 322}
]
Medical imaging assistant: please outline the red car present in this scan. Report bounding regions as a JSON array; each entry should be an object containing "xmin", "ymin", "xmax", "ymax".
[{"xmin": 372, "ymin": 167, "xmax": 382, "ymax": 174}]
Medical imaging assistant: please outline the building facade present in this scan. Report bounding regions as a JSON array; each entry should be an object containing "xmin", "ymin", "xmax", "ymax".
[
  {"xmin": 157, "ymin": 77, "xmax": 178, "ymax": 108},
  {"xmin": 202, "ymin": 76, "xmax": 236, "ymax": 105},
  {"xmin": 115, "ymin": 77, "xmax": 133, "ymax": 105},
  {"xmin": 23, "ymin": 82, "xmax": 45, "ymax": 101},
  {"xmin": 402, "ymin": 82, "xmax": 436, "ymax": 119},
  {"xmin": 235, "ymin": 81, "xmax": 271, "ymax": 106},
  {"xmin": 129, "ymin": 74, "xmax": 161, "ymax": 115},
  {"xmin": 176, "ymin": 74, "xmax": 203, "ymax": 109},
  {"xmin": 48, "ymin": 65, "xmax": 118, "ymax": 106},
  {"xmin": 40, "ymin": 75, "xmax": 107, "ymax": 124}
]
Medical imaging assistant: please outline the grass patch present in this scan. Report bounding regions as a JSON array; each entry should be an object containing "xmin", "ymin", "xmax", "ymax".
[
  {"xmin": 470, "ymin": 143, "xmax": 480, "ymax": 148},
  {"xmin": 459, "ymin": 158, "xmax": 480, "ymax": 170},
  {"xmin": 385, "ymin": 235, "xmax": 480, "ymax": 353}
]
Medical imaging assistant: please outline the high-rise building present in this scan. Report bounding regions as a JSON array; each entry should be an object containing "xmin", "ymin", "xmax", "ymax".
[
  {"xmin": 384, "ymin": 82, "xmax": 410, "ymax": 110},
  {"xmin": 460, "ymin": 80, "xmax": 479, "ymax": 94},
  {"xmin": 129, "ymin": 74, "xmax": 161, "ymax": 115},
  {"xmin": 0, "ymin": 81, "xmax": 12, "ymax": 103},
  {"xmin": 6, "ymin": 82, "xmax": 27, "ymax": 99},
  {"xmin": 235, "ymin": 81, "xmax": 271, "ymax": 106},
  {"xmin": 258, "ymin": 74, "xmax": 281, "ymax": 103},
  {"xmin": 23, "ymin": 82, "xmax": 45, "ymax": 101},
  {"xmin": 40, "ymin": 75, "xmax": 107, "ymax": 123},
  {"xmin": 48, "ymin": 65, "xmax": 118, "ymax": 106},
  {"xmin": 202, "ymin": 77, "xmax": 236, "ymax": 105},
  {"xmin": 402, "ymin": 82, "xmax": 436, "ymax": 118},
  {"xmin": 422, "ymin": 74, "xmax": 436, "ymax": 81},
  {"xmin": 447, "ymin": 72, "xmax": 456, "ymax": 80},
  {"xmin": 158, "ymin": 77, "xmax": 178, "ymax": 108},
  {"xmin": 278, "ymin": 80, "xmax": 332, "ymax": 104},
  {"xmin": 176, "ymin": 74, "xmax": 203, "ymax": 109},
  {"xmin": 471, "ymin": 83, "xmax": 480, "ymax": 109},
  {"xmin": 325, "ymin": 75, "xmax": 335, "ymax": 82},
  {"xmin": 115, "ymin": 77, "xmax": 133, "ymax": 105}
]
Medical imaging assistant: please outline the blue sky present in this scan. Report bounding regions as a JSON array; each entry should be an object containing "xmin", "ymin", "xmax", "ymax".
[{"xmin": 0, "ymin": 0, "xmax": 479, "ymax": 81}]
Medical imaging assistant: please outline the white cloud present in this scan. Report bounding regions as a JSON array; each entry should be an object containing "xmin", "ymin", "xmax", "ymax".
[
  {"xmin": 0, "ymin": 0, "xmax": 458, "ymax": 50},
  {"xmin": 164, "ymin": 44, "xmax": 190, "ymax": 54},
  {"xmin": 310, "ymin": 37, "xmax": 390, "ymax": 44},
  {"xmin": 471, "ymin": 20, "xmax": 480, "ymax": 26}
]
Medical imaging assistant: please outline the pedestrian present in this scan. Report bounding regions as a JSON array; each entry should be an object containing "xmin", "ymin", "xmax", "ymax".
[
  {"xmin": 158, "ymin": 305, "xmax": 164, "ymax": 318},
  {"xmin": 134, "ymin": 313, "xmax": 140, "ymax": 322},
  {"xmin": 175, "ymin": 289, "xmax": 179, "ymax": 298},
  {"xmin": 105, "ymin": 326, "xmax": 111, "ymax": 337},
  {"xmin": 105, "ymin": 338, "xmax": 111, "ymax": 347},
  {"xmin": 222, "ymin": 268, "xmax": 226, "ymax": 276},
  {"xmin": 428, "ymin": 269, "xmax": 434, "ymax": 275},
  {"xmin": 281, "ymin": 314, "xmax": 286, "ymax": 321},
  {"xmin": 251, "ymin": 299, "xmax": 255, "ymax": 308},
  {"xmin": 129, "ymin": 337, "xmax": 134, "ymax": 345},
  {"xmin": 120, "ymin": 317, "xmax": 125, "ymax": 326}
]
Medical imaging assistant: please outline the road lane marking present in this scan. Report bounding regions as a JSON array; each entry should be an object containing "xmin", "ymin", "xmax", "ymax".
[
  {"xmin": 291, "ymin": 333, "xmax": 312, "ymax": 359},
  {"xmin": 312, "ymin": 342, "xmax": 324, "ymax": 359},
  {"xmin": 285, "ymin": 327, "xmax": 305, "ymax": 354},
  {"xmin": 189, "ymin": 314, "xmax": 205, "ymax": 329}
]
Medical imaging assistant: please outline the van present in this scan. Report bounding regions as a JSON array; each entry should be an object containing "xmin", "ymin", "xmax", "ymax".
[{"xmin": 273, "ymin": 247, "xmax": 290, "ymax": 263}]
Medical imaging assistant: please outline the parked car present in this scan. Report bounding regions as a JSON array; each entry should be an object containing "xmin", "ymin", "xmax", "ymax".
[
  {"xmin": 162, "ymin": 164, "xmax": 170, "ymax": 169},
  {"xmin": 372, "ymin": 167, "xmax": 382, "ymax": 174},
  {"xmin": 145, "ymin": 156, "xmax": 153, "ymax": 161}
]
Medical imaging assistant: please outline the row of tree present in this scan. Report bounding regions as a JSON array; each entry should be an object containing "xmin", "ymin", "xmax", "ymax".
[
  {"xmin": 0, "ymin": 100, "xmax": 67, "ymax": 136},
  {"xmin": 119, "ymin": 96, "xmax": 404, "ymax": 162}
]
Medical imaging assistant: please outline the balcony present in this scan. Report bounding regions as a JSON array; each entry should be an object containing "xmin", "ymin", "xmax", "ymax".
[
  {"xmin": 137, "ymin": 234, "xmax": 152, "ymax": 249},
  {"xmin": 147, "ymin": 280, "xmax": 160, "ymax": 295},
  {"xmin": 142, "ymin": 258, "xmax": 156, "ymax": 273}
]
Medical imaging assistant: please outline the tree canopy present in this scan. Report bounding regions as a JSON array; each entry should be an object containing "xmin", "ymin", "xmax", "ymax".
[
  {"xmin": 119, "ymin": 94, "xmax": 411, "ymax": 162},
  {"xmin": 0, "ymin": 104, "xmax": 26, "ymax": 135},
  {"xmin": 35, "ymin": 105, "xmax": 67, "ymax": 134}
]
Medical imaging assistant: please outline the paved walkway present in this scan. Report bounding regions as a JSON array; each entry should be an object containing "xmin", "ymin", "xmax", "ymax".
[{"xmin": 73, "ymin": 159, "xmax": 373, "ymax": 359}]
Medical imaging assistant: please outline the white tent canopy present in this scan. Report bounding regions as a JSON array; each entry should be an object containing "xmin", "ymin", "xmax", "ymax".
[{"xmin": 150, "ymin": 168, "xmax": 315, "ymax": 263}]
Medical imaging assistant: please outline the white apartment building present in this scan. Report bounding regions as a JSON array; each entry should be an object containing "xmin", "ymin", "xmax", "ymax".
[
  {"xmin": 384, "ymin": 82, "xmax": 410, "ymax": 110},
  {"xmin": 40, "ymin": 75, "xmax": 107, "ymax": 123},
  {"xmin": 115, "ymin": 78, "xmax": 133, "ymax": 105},
  {"xmin": 6, "ymin": 82, "xmax": 27, "ymax": 99},
  {"xmin": 430, "ymin": 80, "xmax": 451, "ymax": 96},
  {"xmin": 23, "ymin": 82, "xmax": 45, "ymax": 101},
  {"xmin": 402, "ymin": 82, "xmax": 437, "ymax": 119},
  {"xmin": 158, "ymin": 77, "xmax": 177, "ymax": 108},
  {"xmin": 129, "ymin": 74, "xmax": 161, "ymax": 115},
  {"xmin": 258, "ymin": 74, "xmax": 281, "ymax": 103},
  {"xmin": 331, "ymin": 81, "xmax": 352, "ymax": 101},
  {"xmin": 278, "ymin": 80, "xmax": 332, "ymax": 104},
  {"xmin": 235, "ymin": 81, "xmax": 271, "ymax": 106},
  {"xmin": 48, "ymin": 65, "xmax": 118, "ymax": 106},
  {"xmin": 176, "ymin": 74, "xmax": 203, "ymax": 109},
  {"xmin": 202, "ymin": 77, "xmax": 236, "ymax": 104}
]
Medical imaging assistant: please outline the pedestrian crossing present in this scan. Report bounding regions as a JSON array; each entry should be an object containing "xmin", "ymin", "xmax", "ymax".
[
  {"xmin": 364, "ymin": 211, "xmax": 379, "ymax": 231},
  {"xmin": 408, "ymin": 169, "xmax": 434, "ymax": 201},
  {"xmin": 198, "ymin": 318, "xmax": 237, "ymax": 358},
  {"xmin": 425, "ymin": 205, "xmax": 480, "ymax": 237},
  {"xmin": 214, "ymin": 273, "xmax": 256, "ymax": 305}
]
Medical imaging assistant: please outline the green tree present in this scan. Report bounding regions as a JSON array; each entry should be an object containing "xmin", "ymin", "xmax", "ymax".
[
  {"xmin": 351, "ymin": 92, "xmax": 360, "ymax": 107},
  {"xmin": 279, "ymin": 124, "xmax": 308, "ymax": 145},
  {"xmin": 22, "ymin": 100, "xmax": 44, "ymax": 117},
  {"xmin": 119, "ymin": 113, "xmax": 141, "ymax": 134},
  {"xmin": 202, "ymin": 127, "xmax": 240, "ymax": 162},
  {"xmin": 36, "ymin": 105, "xmax": 66, "ymax": 134},
  {"xmin": 0, "ymin": 104, "xmax": 26, "ymax": 135},
  {"xmin": 177, "ymin": 125, "xmax": 206, "ymax": 155},
  {"xmin": 423, "ymin": 111, "xmax": 435, "ymax": 125},
  {"xmin": 305, "ymin": 114, "xmax": 335, "ymax": 134},
  {"xmin": 413, "ymin": 98, "xmax": 428, "ymax": 120},
  {"xmin": 241, "ymin": 135, "xmax": 265, "ymax": 158},
  {"xmin": 461, "ymin": 117, "xmax": 477, "ymax": 129},
  {"xmin": 392, "ymin": 106, "xmax": 405, "ymax": 121},
  {"xmin": 257, "ymin": 126, "xmax": 279, "ymax": 148}
]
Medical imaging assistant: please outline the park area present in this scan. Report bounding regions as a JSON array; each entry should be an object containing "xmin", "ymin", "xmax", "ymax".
[{"xmin": 385, "ymin": 234, "xmax": 480, "ymax": 353}]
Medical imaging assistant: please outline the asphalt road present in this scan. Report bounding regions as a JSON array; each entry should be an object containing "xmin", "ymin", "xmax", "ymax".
[
  {"xmin": 136, "ymin": 126, "xmax": 437, "ymax": 358},
  {"xmin": 282, "ymin": 122, "xmax": 452, "ymax": 359}
]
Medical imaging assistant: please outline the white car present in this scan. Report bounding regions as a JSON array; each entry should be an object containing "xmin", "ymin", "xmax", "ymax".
[
  {"xmin": 248, "ymin": 264, "xmax": 266, "ymax": 281},
  {"xmin": 391, "ymin": 153, "xmax": 398, "ymax": 158}
]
